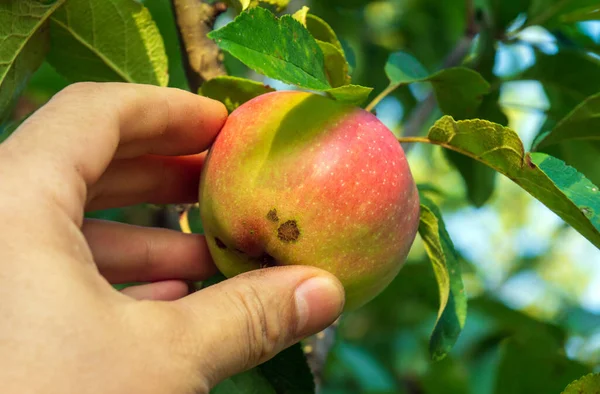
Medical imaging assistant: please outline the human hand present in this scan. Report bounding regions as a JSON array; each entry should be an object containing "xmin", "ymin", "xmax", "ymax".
[{"xmin": 0, "ymin": 83, "xmax": 345, "ymax": 394}]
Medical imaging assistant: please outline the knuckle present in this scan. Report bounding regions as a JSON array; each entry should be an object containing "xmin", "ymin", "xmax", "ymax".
[{"xmin": 57, "ymin": 81, "xmax": 101, "ymax": 98}]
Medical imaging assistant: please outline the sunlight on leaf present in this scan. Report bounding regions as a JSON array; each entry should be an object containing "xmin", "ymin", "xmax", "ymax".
[
  {"xmin": 562, "ymin": 373, "xmax": 600, "ymax": 393},
  {"xmin": 326, "ymin": 84, "xmax": 373, "ymax": 106},
  {"xmin": 292, "ymin": 5, "xmax": 309, "ymax": 25},
  {"xmin": 369, "ymin": 51, "xmax": 489, "ymax": 116},
  {"xmin": 305, "ymin": 14, "xmax": 343, "ymax": 52},
  {"xmin": 319, "ymin": 41, "xmax": 350, "ymax": 87},
  {"xmin": 209, "ymin": 7, "xmax": 330, "ymax": 90},
  {"xmin": 48, "ymin": 0, "xmax": 168, "ymax": 86},
  {"xmin": 0, "ymin": 1, "xmax": 64, "ymax": 123},
  {"xmin": 427, "ymin": 116, "xmax": 600, "ymax": 249}
]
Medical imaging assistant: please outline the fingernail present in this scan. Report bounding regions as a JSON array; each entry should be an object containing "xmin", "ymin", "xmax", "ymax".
[{"xmin": 294, "ymin": 276, "xmax": 345, "ymax": 337}]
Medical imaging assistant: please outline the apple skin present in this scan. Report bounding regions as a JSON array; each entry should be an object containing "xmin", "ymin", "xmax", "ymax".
[{"xmin": 199, "ymin": 91, "xmax": 420, "ymax": 309}]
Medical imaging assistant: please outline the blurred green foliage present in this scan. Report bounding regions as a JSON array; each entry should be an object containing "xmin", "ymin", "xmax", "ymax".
[{"xmin": 2, "ymin": 0, "xmax": 599, "ymax": 392}]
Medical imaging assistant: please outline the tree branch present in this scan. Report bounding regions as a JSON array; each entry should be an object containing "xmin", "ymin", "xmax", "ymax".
[
  {"xmin": 164, "ymin": 0, "xmax": 227, "ymax": 253},
  {"xmin": 304, "ymin": 320, "xmax": 339, "ymax": 392},
  {"xmin": 402, "ymin": 36, "xmax": 474, "ymax": 144},
  {"xmin": 170, "ymin": 0, "xmax": 228, "ymax": 92}
]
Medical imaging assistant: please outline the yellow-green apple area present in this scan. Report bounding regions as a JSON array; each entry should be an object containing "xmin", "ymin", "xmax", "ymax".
[{"xmin": 199, "ymin": 91, "xmax": 420, "ymax": 309}]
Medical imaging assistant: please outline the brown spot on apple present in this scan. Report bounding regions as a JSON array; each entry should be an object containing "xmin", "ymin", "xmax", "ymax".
[
  {"xmin": 277, "ymin": 220, "xmax": 300, "ymax": 242},
  {"xmin": 266, "ymin": 209, "xmax": 279, "ymax": 222}
]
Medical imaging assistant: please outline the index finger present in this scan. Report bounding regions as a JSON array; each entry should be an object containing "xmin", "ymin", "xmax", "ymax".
[{"xmin": 0, "ymin": 82, "xmax": 227, "ymax": 220}]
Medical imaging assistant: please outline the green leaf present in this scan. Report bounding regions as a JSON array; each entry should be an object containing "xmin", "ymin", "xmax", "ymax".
[
  {"xmin": 443, "ymin": 25, "xmax": 504, "ymax": 207},
  {"xmin": 255, "ymin": 0, "xmax": 290, "ymax": 13},
  {"xmin": 528, "ymin": 0, "xmax": 599, "ymax": 28},
  {"xmin": 340, "ymin": 40, "xmax": 356, "ymax": 76},
  {"xmin": 223, "ymin": 0, "xmax": 290, "ymax": 13},
  {"xmin": 521, "ymin": 51, "xmax": 600, "ymax": 109},
  {"xmin": 221, "ymin": 0, "xmax": 252, "ymax": 12},
  {"xmin": 532, "ymin": 152, "xmax": 599, "ymax": 224},
  {"xmin": 85, "ymin": 208, "xmax": 126, "ymax": 222},
  {"xmin": 200, "ymin": 272, "xmax": 227, "ymax": 289},
  {"xmin": 25, "ymin": 61, "xmax": 68, "ymax": 99},
  {"xmin": 334, "ymin": 343, "xmax": 398, "ymax": 392},
  {"xmin": 0, "ymin": 118, "xmax": 21, "ymax": 144},
  {"xmin": 480, "ymin": 0, "xmax": 532, "ymax": 31},
  {"xmin": 560, "ymin": 4, "xmax": 600, "ymax": 22},
  {"xmin": 429, "ymin": 68, "xmax": 491, "ymax": 120},
  {"xmin": 447, "ymin": 149, "xmax": 497, "ymax": 207},
  {"xmin": 292, "ymin": 6, "xmax": 310, "ymax": 25},
  {"xmin": 494, "ymin": 332, "xmax": 590, "ymax": 394},
  {"xmin": 555, "ymin": 24, "xmax": 600, "ymax": 53},
  {"xmin": 416, "ymin": 183, "xmax": 445, "ymax": 198},
  {"xmin": 294, "ymin": 12, "xmax": 350, "ymax": 88},
  {"xmin": 427, "ymin": 116, "xmax": 600, "ymax": 249},
  {"xmin": 562, "ymin": 373, "xmax": 600, "ymax": 394},
  {"xmin": 541, "ymin": 141, "xmax": 600, "ymax": 190},
  {"xmin": 208, "ymin": 7, "xmax": 330, "ymax": 90},
  {"xmin": 384, "ymin": 52, "xmax": 490, "ymax": 119},
  {"xmin": 142, "ymin": 0, "xmax": 189, "ymax": 90},
  {"xmin": 384, "ymin": 51, "xmax": 429, "ymax": 84},
  {"xmin": 562, "ymin": 307, "xmax": 600, "ymax": 336},
  {"xmin": 469, "ymin": 296, "xmax": 567, "ymax": 343},
  {"xmin": 260, "ymin": 343, "xmax": 315, "ymax": 393},
  {"xmin": 533, "ymin": 92, "xmax": 600, "ymax": 149},
  {"xmin": 525, "ymin": 50, "xmax": 600, "ymax": 187},
  {"xmin": 47, "ymin": 0, "xmax": 168, "ymax": 86},
  {"xmin": 417, "ymin": 193, "xmax": 467, "ymax": 361},
  {"xmin": 212, "ymin": 368, "xmax": 277, "ymax": 394},
  {"xmin": 199, "ymin": 76, "xmax": 275, "ymax": 113},
  {"xmin": 326, "ymin": 84, "xmax": 373, "ymax": 106},
  {"xmin": 211, "ymin": 343, "xmax": 314, "ymax": 394},
  {"xmin": 318, "ymin": 41, "xmax": 350, "ymax": 88},
  {"xmin": 446, "ymin": 94, "xmax": 507, "ymax": 207},
  {"xmin": 305, "ymin": 14, "xmax": 343, "ymax": 53},
  {"xmin": 0, "ymin": 0, "xmax": 63, "ymax": 123}
]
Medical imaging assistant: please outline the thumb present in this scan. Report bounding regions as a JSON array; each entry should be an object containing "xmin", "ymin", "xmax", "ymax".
[{"xmin": 174, "ymin": 266, "xmax": 345, "ymax": 388}]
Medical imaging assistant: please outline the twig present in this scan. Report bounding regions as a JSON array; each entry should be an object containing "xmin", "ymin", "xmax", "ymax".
[
  {"xmin": 170, "ymin": 0, "xmax": 228, "ymax": 92},
  {"xmin": 304, "ymin": 319, "xmax": 339, "ymax": 392},
  {"xmin": 163, "ymin": 0, "xmax": 226, "ymax": 258},
  {"xmin": 365, "ymin": 84, "xmax": 396, "ymax": 112},
  {"xmin": 401, "ymin": 35, "xmax": 474, "ymax": 149},
  {"xmin": 401, "ymin": 94, "xmax": 437, "ymax": 140}
]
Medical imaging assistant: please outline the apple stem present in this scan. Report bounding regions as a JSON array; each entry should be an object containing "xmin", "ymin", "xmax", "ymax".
[
  {"xmin": 365, "ymin": 83, "xmax": 399, "ymax": 112},
  {"xmin": 396, "ymin": 136, "xmax": 432, "ymax": 144}
]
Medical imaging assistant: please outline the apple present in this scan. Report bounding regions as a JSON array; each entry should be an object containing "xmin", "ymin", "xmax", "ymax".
[{"xmin": 199, "ymin": 91, "xmax": 420, "ymax": 309}]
